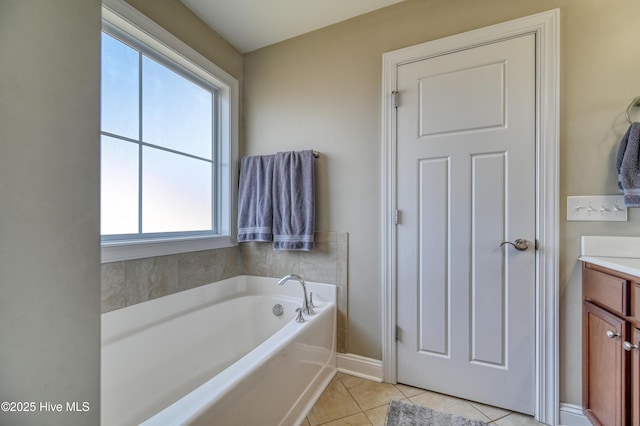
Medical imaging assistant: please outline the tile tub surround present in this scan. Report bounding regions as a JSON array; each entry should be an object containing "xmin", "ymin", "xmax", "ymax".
[
  {"xmin": 240, "ymin": 231, "xmax": 348, "ymax": 353},
  {"xmin": 101, "ymin": 231, "xmax": 348, "ymax": 352},
  {"xmin": 101, "ymin": 245, "xmax": 243, "ymax": 312}
]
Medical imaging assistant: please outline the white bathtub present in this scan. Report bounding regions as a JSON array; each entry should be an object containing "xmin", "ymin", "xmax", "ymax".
[{"xmin": 101, "ymin": 275, "xmax": 336, "ymax": 426}]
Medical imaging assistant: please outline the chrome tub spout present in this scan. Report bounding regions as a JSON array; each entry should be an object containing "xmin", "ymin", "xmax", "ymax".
[{"xmin": 277, "ymin": 274, "xmax": 315, "ymax": 315}]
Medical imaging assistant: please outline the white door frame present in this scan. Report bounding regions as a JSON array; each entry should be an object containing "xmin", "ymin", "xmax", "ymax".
[{"xmin": 381, "ymin": 9, "xmax": 560, "ymax": 425}]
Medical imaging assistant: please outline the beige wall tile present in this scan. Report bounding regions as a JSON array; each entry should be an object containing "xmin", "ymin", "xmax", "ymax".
[
  {"xmin": 101, "ymin": 262, "xmax": 125, "ymax": 313},
  {"xmin": 336, "ymin": 232, "xmax": 348, "ymax": 287},
  {"xmin": 337, "ymin": 327, "xmax": 347, "ymax": 353},
  {"xmin": 241, "ymin": 241, "xmax": 269, "ymax": 276},
  {"xmin": 124, "ymin": 255, "xmax": 178, "ymax": 305},
  {"xmin": 177, "ymin": 247, "xmax": 242, "ymax": 291},
  {"xmin": 218, "ymin": 246, "xmax": 243, "ymax": 279},
  {"xmin": 103, "ymin": 231, "xmax": 348, "ymax": 353},
  {"xmin": 105, "ymin": 247, "xmax": 243, "ymax": 309},
  {"xmin": 300, "ymin": 239, "xmax": 337, "ymax": 284},
  {"xmin": 267, "ymin": 248, "xmax": 301, "ymax": 277},
  {"xmin": 337, "ymin": 284, "xmax": 348, "ymax": 329},
  {"xmin": 177, "ymin": 250, "xmax": 220, "ymax": 291}
]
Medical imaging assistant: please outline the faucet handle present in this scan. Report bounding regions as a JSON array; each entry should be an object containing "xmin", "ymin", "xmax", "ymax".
[
  {"xmin": 308, "ymin": 292, "xmax": 315, "ymax": 309},
  {"xmin": 295, "ymin": 308, "xmax": 305, "ymax": 323}
]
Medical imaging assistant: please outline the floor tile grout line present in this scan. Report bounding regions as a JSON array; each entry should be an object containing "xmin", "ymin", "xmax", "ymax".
[
  {"xmin": 315, "ymin": 411, "xmax": 372, "ymax": 426},
  {"xmin": 305, "ymin": 374, "xmax": 360, "ymax": 426},
  {"xmin": 454, "ymin": 401, "xmax": 489, "ymax": 423},
  {"xmin": 466, "ymin": 400, "xmax": 509, "ymax": 422},
  {"xmin": 338, "ymin": 374, "xmax": 417, "ymax": 415},
  {"xmin": 336, "ymin": 373, "xmax": 369, "ymax": 414},
  {"xmin": 394, "ymin": 383, "xmax": 426, "ymax": 400},
  {"xmin": 335, "ymin": 374, "xmax": 410, "ymax": 425},
  {"xmin": 335, "ymin": 373, "xmax": 356, "ymax": 410},
  {"xmin": 490, "ymin": 412, "xmax": 513, "ymax": 422},
  {"xmin": 468, "ymin": 399, "xmax": 518, "ymax": 422},
  {"xmin": 310, "ymin": 374, "xmax": 538, "ymax": 426}
]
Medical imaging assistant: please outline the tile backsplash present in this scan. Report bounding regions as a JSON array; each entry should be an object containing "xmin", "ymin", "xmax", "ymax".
[
  {"xmin": 240, "ymin": 231, "xmax": 348, "ymax": 353},
  {"xmin": 101, "ymin": 245, "xmax": 242, "ymax": 312},
  {"xmin": 101, "ymin": 231, "xmax": 348, "ymax": 353}
]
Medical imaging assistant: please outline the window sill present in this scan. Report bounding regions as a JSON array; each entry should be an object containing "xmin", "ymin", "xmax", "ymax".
[{"xmin": 101, "ymin": 235, "xmax": 237, "ymax": 263}]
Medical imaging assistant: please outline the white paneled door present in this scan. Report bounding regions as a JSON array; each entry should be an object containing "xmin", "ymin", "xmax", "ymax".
[{"xmin": 396, "ymin": 33, "xmax": 536, "ymax": 415}]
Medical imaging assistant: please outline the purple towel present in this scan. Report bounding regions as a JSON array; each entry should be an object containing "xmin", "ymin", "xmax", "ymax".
[
  {"xmin": 617, "ymin": 122, "xmax": 640, "ymax": 207},
  {"xmin": 237, "ymin": 154, "xmax": 275, "ymax": 242},
  {"xmin": 272, "ymin": 150, "xmax": 315, "ymax": 251}
]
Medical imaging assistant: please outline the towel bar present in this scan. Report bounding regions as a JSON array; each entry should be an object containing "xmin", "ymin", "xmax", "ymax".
[{"xmin": 626, "ymin": 96, "xmax": 640, "ymax": 123}]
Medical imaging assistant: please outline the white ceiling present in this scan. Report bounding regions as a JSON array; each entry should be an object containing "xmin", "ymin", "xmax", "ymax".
[{"xmin": 181, "ymin": 0, "xmax": 406, "ymax": 53}]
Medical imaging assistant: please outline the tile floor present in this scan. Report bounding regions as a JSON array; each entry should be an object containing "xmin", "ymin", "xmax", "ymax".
[{"xmin": 300, "ymin": 373, "xmax": 545, "ymax": 426}]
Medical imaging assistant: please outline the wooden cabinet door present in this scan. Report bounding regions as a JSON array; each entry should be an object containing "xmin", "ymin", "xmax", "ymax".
[
  {"xmin": 583, "ymin": 302, "xmax": 629, "ymax": 426},
  {"xmin": 632, "ymin": 328, "xmax": 640, "ymax": 426}
]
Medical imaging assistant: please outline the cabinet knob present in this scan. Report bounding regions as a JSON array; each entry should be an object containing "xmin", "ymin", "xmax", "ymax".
[
  {"xmin": 623, "ymin": 341, "xmax": 638, "ymax": 352},
  {"xmin": 606, "ymin": 330, "xmax": 621, "ymax": 339}
]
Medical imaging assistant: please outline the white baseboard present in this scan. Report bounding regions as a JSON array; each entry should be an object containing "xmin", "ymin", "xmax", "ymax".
[
  {"xmin": 559, "ymin": 403, "xmax": 590, "ymax": 426},
  {"xmin": 336, "ymin": 353, "xmax": 383, "ymax": 382}
]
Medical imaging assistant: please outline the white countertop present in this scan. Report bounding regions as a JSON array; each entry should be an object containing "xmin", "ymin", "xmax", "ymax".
[{"xmin": 579, "ymin": 236, "xmax": 640, "ymax": 277}]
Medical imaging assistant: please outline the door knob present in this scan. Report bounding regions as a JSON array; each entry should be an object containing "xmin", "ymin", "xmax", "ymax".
[
  {"xmin": 606, "ymin": 330, "xmax": 621, "ymax": 339},
  {"xmin": 623, "ymin": 341, "xmax": 638, "ymax": 351},
  {"xmin": 500, "ymin": 239, "xmax": 529, "ymax": 251}
]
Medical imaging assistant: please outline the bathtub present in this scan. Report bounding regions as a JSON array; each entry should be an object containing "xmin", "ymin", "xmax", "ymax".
[{"xmin": 101, "ymin": 275, "xmax": 336, "ymax": 426}]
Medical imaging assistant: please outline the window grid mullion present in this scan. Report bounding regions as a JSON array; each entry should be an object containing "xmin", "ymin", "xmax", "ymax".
[
  {"xmin": 138, "ymin": 50, "xmax": 143, "ymax": 237},
  {"xmin": 211, "ymin": 91, "xmax": 218, "ymax": 234},
  {"xmin": 100, "ymin": 131, "xmax": 214, "ymax": 164}
]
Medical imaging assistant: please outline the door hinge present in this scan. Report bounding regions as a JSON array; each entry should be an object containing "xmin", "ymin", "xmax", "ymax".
[
  {"xmin": 395, "ymin": 325, "xmax": 400, "ymax": 341},
  {"xmin": 393, "ymin": 209, "xmax": 400, "ymax": 225},
  {"xmin": 392, "ymin": 90, "xmax": 399, "ymax": 108}
]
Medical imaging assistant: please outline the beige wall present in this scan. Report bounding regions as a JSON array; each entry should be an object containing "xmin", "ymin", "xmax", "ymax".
[
  {"xmin": 244, "ymin": 0, "xmax": 640, "ymax": 406},
  {"xmin": 0, "ymin": 1, "xmax": 102, "ymax": 424},
  {"xmin": 125, "ymin": 0, "xmax": 243, "ymax": 80}
]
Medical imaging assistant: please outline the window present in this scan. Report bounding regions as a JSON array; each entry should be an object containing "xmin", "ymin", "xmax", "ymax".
[{"xmin": 101, "ymin": 1, "xmax": 238, "ymax": 262}]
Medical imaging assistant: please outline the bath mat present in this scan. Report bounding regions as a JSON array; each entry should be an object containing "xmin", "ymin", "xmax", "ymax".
[{"xmin": 385, "ymin": 399, "xmax": 488, "ymax": 426}]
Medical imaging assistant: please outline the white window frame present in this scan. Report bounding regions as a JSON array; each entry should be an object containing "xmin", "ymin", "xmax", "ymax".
[{"xmin": 101, "ymin": 0, "xmax": 239, "ymax": 263}]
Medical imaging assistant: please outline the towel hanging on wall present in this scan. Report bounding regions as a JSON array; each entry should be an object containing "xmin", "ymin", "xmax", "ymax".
[
  {"xmin": 272, "ymin": 150, "xmax": 315, "ymax": 251},
  {"xmin": 616, "ymin": 122, "xmax": 640, "ymax": 207},
  {"xmin": 237, "ymin": 154, "xmax": 275, "ymax": 242},
  {"xmin": 237, "ymin": 150, "xmax": 316, "ymax": 250}
]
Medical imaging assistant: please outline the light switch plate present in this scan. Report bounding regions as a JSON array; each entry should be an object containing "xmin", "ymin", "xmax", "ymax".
[{"xmin": 567, "ymin": 195, "xmax": 627, "ymax": 221}]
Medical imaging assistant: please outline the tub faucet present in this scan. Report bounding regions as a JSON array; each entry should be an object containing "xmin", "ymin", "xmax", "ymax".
[{"xmin": 277, "ymin": 274, "xmax": 315, "ymax": 315}]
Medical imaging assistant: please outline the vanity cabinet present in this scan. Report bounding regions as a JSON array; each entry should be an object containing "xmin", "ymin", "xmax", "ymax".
[
  {"xmin": 633, "ymin": 327, "xmax": 640, "ymax": 426},
  {"xmin": 582, "ymin": 262, "xmax": 640, "ymax": 426}
]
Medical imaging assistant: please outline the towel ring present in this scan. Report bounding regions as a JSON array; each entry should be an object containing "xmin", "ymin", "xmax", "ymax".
[{"xmin": 626, "ymin": 96, "xmax": 640, "ymax": 124}]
